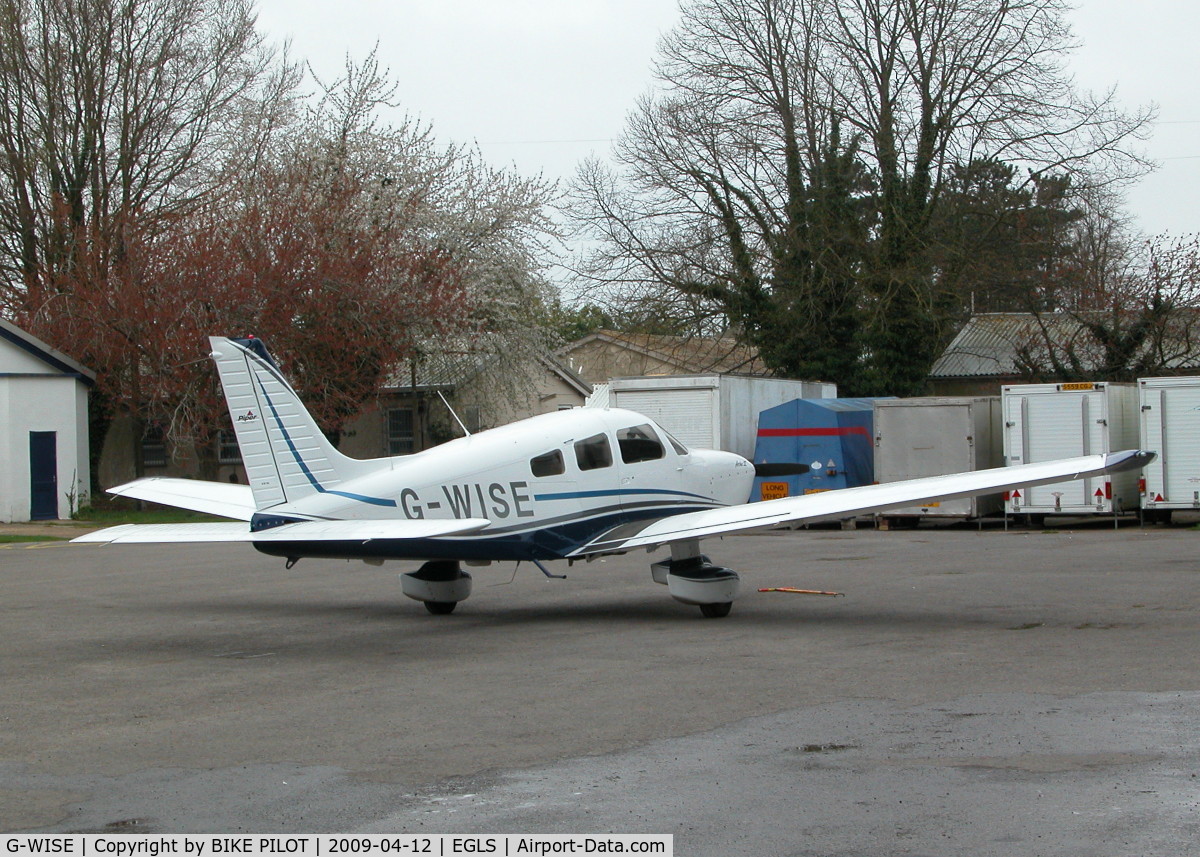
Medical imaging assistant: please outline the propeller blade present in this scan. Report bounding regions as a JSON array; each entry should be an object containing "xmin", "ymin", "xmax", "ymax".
[{"xmin": 754, "ymin": 462, "xmax": 811, "ymax": 478}]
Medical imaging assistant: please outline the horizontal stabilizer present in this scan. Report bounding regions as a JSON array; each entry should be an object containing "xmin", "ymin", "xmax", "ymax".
[
  {"xmin": 107, "ymin": 478, "xmax": 257, "ymax": 521},
  {"xmin": 570, "ymin": 450, "xmax": 1156, "ymax": 556},
  {"xmin": 73, "ymin": 517, "xmax": 492, "ymax": 546}
]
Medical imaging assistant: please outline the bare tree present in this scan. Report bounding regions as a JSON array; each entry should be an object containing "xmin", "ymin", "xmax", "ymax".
[
  {"xmin": 298, "ymin": 52, "xmax": 562, "ymax": 417},
  {"xmin": 570, "ymin": 0, "xmax": 1153, "ymax": 394},
  {"xmin": 0, "ymin": 0, "xmax": 295, "ymax": 302},
  {"xmin": 1015, "ymin": 229, "xmax": 1200, "ymax": 382}
]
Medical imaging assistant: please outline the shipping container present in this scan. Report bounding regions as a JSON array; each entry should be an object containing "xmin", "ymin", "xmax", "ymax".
[
  {"xmin": 751, "ymin": 398, "xmax": 880, "ymax": 501},
  {"xmin": 606, "ymin": 375, "xmax": 836, "ymax": 460},
  {"xmin": 1138, "ymin": 376, "xmax": 1200, "ymax": 522},
  {"xmin": 873, "ymin": 396, "xmax": 1003, "ymax": 520},
  {"xmin": 1001, "ymin": 382, "xmax": 1140, "ymax": 516}
]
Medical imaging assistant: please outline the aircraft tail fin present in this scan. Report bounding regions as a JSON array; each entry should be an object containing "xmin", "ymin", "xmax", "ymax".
[{"xmin": 210, "ymin": 335, "xmax": 372, "ymax": 511}]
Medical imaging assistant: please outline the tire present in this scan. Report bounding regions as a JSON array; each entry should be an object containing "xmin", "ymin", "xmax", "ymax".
[
  {"xmin": 699, "ymin": 602, "xmax": 732, "ymax": 618},
  {"xmin": 424, "ymin": 601, "xmax": 457, "ymax": 615}
]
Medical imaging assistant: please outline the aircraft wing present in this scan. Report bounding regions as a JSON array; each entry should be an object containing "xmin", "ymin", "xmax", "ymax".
[
  {"xmin": 107, "ymin": 478, "xmax": 257, "ymax": 521},
  {"xmin": 73, "ymin": 518, "xmax": 492, "ymax": 545},
  {"xmin": 569, "ymin": 450, "xmax": 1156, "ymax": 556}
]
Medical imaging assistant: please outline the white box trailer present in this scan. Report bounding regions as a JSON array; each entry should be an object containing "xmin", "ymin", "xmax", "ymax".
[
  {"xmin": 1138, "ymin": 376, "xmax": 1200, "ymax": 521},
  {"xmin": 606, "ymin": 374, "xmax": 836, "ymax": 459},
  {"xmin": 873, "ymin": 396, "xmax": 1003, "ymax": 520},
  {"xmin": 1001, "ymin": 381, "xmax": 1140, "ymax": 516}
]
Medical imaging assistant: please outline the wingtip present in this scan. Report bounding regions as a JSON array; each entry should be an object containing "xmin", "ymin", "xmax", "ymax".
[{"xmin": 1105, "ymin": 449, "xmax": 1157, "ymax": 472}]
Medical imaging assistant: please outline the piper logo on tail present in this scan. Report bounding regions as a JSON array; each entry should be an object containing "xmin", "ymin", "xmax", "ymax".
[{"xmin": 237, "ymin": 410, "xmax": 258, "ymax": 423}]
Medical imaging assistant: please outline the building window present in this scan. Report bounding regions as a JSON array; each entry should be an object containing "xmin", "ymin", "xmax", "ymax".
[
  {"xmin": 218, "ymin": 429, "xmax": 242, "ymax": 464},
  {"xmin": 388, "ymin": 408, "xmax": 415, "ymax": 455},
  {"xmin": 463, "ymin": 405, "xmax": 482, "ymax": 433},
  {"xmin": 142, "ymin": 422, "xmax": 166, "ymax": 468}
]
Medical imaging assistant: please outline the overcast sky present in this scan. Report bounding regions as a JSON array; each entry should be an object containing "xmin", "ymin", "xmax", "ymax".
[{"xmin": 256, "ymin": 0, "xmax": 1197, "ymax": 240}]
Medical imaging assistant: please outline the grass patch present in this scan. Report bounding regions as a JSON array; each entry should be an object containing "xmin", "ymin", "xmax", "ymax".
[
  {"xmin": 0, "ymin": 534, "xmax": 64, "ymax": 543},
  {"xmin": 74, "ymin": 505, "xmax": 225, "ymax": 525}
]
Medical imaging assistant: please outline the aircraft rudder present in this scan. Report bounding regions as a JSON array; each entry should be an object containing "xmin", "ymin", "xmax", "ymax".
[{"xmin": 209, "ymin": 335, "xmax": 361, "ymax": 510}]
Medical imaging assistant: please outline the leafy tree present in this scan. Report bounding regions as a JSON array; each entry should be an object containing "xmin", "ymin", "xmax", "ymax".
[
  {"xmin": 2, "ymin": 23, "xmax": 558, "ymax": 480},
  {"xmin": 0, "ymin": 0, "xmax": 294, "ymax": 481},
  {"xmin": 929, "ymin": 159, "xmax": 1084, "ymax": 319},
  {"xmin": 571, "ymin": 0, "xmax": 1152, "ymax": 395}
]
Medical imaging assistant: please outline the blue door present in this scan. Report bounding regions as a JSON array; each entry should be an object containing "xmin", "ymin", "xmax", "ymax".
[{"xmin": 29, "ymin": 431, "xmax": 58, "ymax": 520}]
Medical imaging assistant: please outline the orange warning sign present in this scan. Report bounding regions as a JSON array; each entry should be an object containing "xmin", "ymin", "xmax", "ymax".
[{"xmin": 761, "ymin": 482, "xmax": 789, "ymax": 501}]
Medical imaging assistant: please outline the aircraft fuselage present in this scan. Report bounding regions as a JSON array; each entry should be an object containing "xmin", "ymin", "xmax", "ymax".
[{"xmin": 251, "ymin": 407, "xmax": 754, "ymax": 562}]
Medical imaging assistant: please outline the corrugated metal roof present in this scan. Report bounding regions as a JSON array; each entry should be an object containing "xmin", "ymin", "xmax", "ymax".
[
  {"xmin": 381, "ymin": 352, "xmax": 484, "ymax": 390},
  {"xmin": 931, "ymin": 313, "xmax": 1092, "ymax": 378},
  {"xmin": 932, "ymin": 311, "xmax": 1200, "ymax": 378},
  {"xmin": 560, "ymin": 330, "xmax": 770, "ymax": 376},
  {"xmin": 382, "ymin": 350, "xmax": 592, "ymax": 394}
]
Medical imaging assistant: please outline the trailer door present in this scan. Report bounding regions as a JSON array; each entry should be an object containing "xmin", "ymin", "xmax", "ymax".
[
  {"xmin": 1021, "ymin": 391, "xmax": 1101, "ymax": 510},
  {"xmin": 614, "ymin": 388, "xmax": 716, "ymax": 451},
  {"xmin": 879, "ymin": 402, "xmax": 975, "ymax": 516},
  {"xmin": 1157, "ymin": 384, "xmax": 1200, "ymax": 506}
]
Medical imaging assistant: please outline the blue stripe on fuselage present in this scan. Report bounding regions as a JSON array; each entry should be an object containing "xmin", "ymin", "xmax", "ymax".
[
  {"xmin": 535, "ymin": 488, "xmax": 713, "ymax": 502},
  {"xmin": 252, "ymin": 503, "xmax": 698, "ymax": 563}
]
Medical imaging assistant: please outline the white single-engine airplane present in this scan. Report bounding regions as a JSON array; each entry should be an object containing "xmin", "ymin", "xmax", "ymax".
[{"xmin": 77, "ymin": 336, "xmax": 1155, "ymax": 617}]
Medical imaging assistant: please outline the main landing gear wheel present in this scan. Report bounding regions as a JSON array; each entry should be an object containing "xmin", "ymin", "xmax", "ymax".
[
  {"xmin": 401, "ymin": 560, "xmax": 472, "ymax": 614},
  {"xmin": 651, "ymin": 554, "xmax": 742, "ymax": 618}
]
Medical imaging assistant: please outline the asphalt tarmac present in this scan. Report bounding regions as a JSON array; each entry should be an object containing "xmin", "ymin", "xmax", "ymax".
[{"xmin": 2, "ymin": 522, "xmax": 1198, "ymax": 854}]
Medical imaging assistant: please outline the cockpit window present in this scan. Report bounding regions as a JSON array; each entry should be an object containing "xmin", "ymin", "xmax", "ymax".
[
  {"xmin": 574, "ymin": 433, "xmax": 613, "ymax": 471},
  {"xmin": 530, "ymin": 449, "xmax": 565, "ymax": 477},
  {"xmin": 659, "ymin": 426, "xmax": 689, "ymax": 455},
  {"xmin": 617, "ymin": 424, "xmax": 665, "ymax": 464}
]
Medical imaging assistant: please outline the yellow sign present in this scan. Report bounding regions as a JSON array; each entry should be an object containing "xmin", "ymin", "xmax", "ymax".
[
  {"xmin": 1059, "ymin": 382, "xmax": 1096, "ymax": 391},
  {"xmin": 761, "ymin": 482, "xmax": 789, "ymax": 501}
]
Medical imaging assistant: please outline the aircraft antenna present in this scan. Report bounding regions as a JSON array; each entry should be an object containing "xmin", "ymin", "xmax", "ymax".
[{"xmin": 437, "ymin": 390, "xmax": 472, "ymax": 437}]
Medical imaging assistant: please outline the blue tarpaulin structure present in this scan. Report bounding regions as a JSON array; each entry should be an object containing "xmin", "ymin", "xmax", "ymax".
[{"xmin": 751, "ymin": 398, "xmax": 885, "ymax": 501}]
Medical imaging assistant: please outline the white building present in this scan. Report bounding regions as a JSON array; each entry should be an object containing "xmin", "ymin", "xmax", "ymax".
[{"xmin": 0, "ymin": 319, "xmax": 94, "ymax": 521}]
